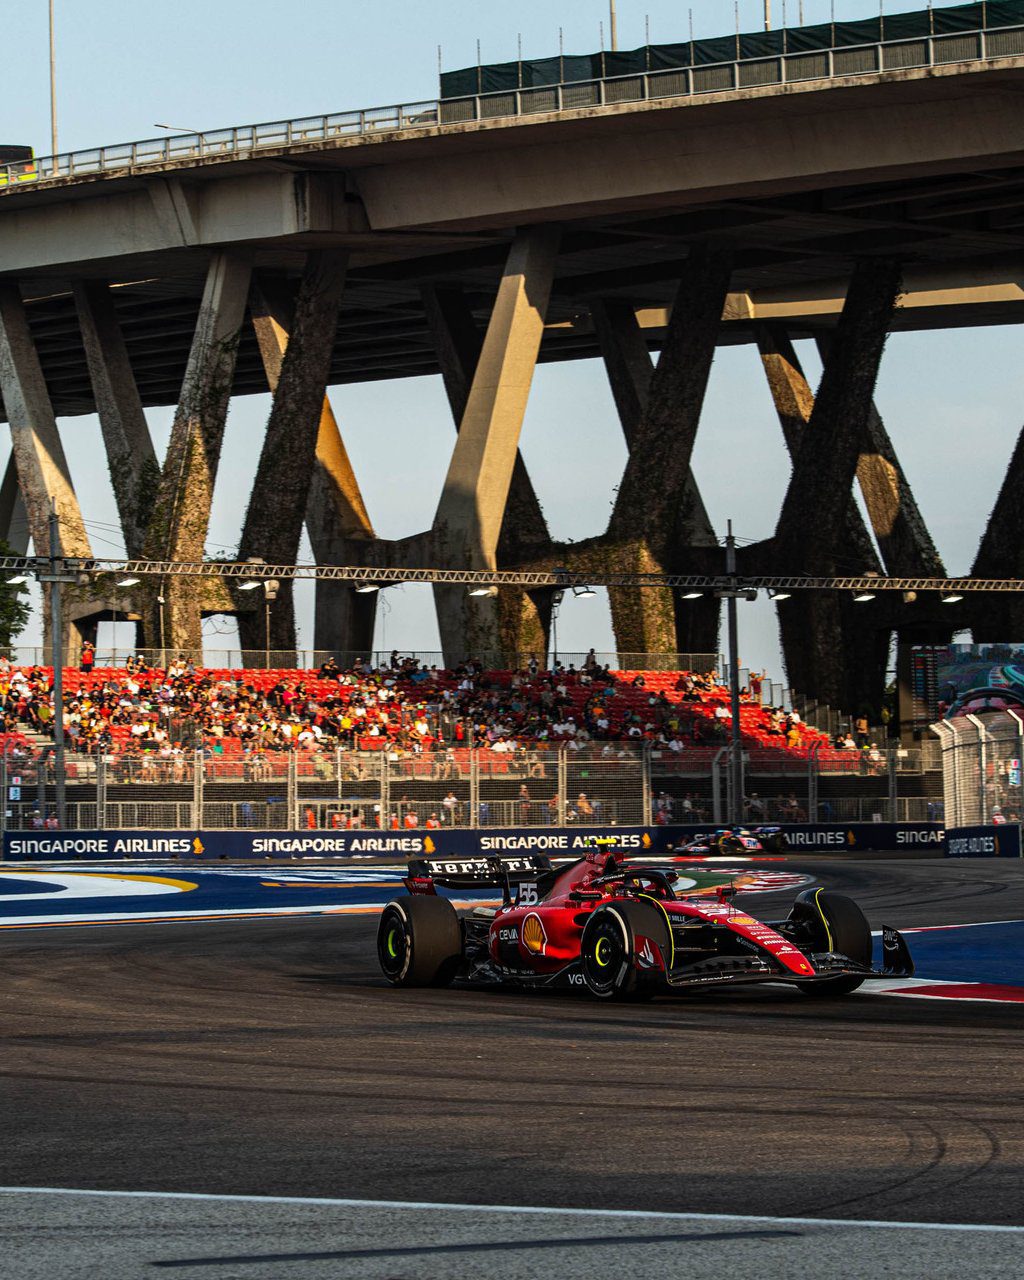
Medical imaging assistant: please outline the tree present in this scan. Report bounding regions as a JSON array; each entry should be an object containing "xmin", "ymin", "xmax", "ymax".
[{"xmin": 0, "ymin": 540, "xmax": 31, "ymax": 650}]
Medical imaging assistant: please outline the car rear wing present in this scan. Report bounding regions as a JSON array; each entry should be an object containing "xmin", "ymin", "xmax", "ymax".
[{"xmin": 406, "ymin": 854, "xmax": 552, "ymax": 894}]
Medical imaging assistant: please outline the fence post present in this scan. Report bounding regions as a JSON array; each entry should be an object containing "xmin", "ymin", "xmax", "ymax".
[
  {"xmin": 96, "ymin": 751, "xmax": 107, "ymax": 830},
  {"xmin": 642, "ymin": 743, "xmax": 653, "ymax": 826},
  {"xmin": 712, "ymin": 748, "xmax": 726, "ymax": 823},
  {"xmin": 336, "ymin": 747, "xmax": 343, "ymax": 801},
  {"xmin": 967, "ymin": 714, "xmax": 988, "ymax": 823},
  {"xmin": 1006, "ymin": 709, "xmax": 1024, "ymax": 823},
  {"xmin": 287, "ymin": 753, "xmax": 299, "ymax": 830},
  {"xmin": 888, "ymin": 748, "xmax": 898, "ymax": 823},
  {"xmin": 192, "ymin": 750, "xmax": 204, "ymax": 830},
  {"xmin": 380, "ymin": 753, "xmax": 390, "ymax": 830},
  {"xmin": 557, "ymin": 746, "xmax": 567, "ymax": 826},
  {"xmin": 469, "ymin": 749, "xmax": 479, "ymax": 828},
  {"xmin": 807, "ymin": 744, "xmax": 819, "ymax": 821}
]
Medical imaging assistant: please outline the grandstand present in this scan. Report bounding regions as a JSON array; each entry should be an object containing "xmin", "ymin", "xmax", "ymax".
[{"xmin": 0, "ymin": 657, "xmax": 941, "ymax": 833}]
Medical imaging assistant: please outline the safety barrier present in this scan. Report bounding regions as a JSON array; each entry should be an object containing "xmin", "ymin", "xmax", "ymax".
[
  {"xmin": 2, "ymin": 821, "xmax": 946, "ymax": 862},
  {"xmin": 2, "ymin": 11, "xmax": 1021, "ymax": 192}
]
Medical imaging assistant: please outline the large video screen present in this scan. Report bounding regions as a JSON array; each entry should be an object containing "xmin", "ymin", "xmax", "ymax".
[{"xmin": 909, "ymin": 643, "xmax": 1024, "ymax": 725}]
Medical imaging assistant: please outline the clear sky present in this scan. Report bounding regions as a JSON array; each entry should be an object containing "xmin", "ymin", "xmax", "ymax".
[{"xmin": 3, "ymin": 0, "xmax": 1017, "ymax": 679}]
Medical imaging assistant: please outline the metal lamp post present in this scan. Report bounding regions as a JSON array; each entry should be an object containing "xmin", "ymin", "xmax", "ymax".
[
  {"xmin": 49, "ymin": 0, "xmax": 58, "ymax": 162},
  {"xmin": 37, "ymin": 501, "xmax": 79, "ymax": 830},
  {"xmin": 263, "ymin": 577, "xmax": 279, "ymax": 669},
  {"xmin": 715, "ymin": 520, "xmax": 757, "ymax": 825}
]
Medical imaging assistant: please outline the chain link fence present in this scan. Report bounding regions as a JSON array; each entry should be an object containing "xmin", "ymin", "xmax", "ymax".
[
  {"xmin": 0, "ymin": 740, "xmax": 943, "ymax": 832},
  {"xmin": 932, "ymin": 713, "xmax": 1024, "ymax": 826}
]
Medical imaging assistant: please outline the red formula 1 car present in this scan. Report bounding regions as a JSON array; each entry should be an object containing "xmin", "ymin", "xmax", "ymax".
[{"xmin": 376, "ymin": 844, "xmax": 915, "ymax": 1000}]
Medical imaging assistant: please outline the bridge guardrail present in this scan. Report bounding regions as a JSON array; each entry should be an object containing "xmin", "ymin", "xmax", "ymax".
[{"xmin": 2, "ymin": 24, "xmax": 1021, "ymax": 191}]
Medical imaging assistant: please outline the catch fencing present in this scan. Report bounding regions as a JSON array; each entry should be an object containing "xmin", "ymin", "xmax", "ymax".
[
  {"xmin": 0, "ymin": 740, "xmax": 940, "ymax": 832},
  {"xmin": 931, "ymin": 712, "xmax": 1024, "ymax": 826}
]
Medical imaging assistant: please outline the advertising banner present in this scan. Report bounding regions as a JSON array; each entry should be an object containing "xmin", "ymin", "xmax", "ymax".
[
  {"xmin": 2, "ymin": 822, "xmax": 946, "ymax": 862},
  {"xmin": 945, "ymin": 825, "xmax": 1022, "ymax": 858}
]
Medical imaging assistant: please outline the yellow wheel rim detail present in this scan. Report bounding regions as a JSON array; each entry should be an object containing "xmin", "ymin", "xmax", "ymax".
[
  {"xmin": 594, "ymin": 937, "xmax": 612, "ymax": 968},
  {"xmin": 387, "ymin": 928, "xmax": 400, "ymax": 959}
]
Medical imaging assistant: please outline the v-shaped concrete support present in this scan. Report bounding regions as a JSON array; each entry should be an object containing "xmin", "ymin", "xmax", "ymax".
[{"xmin": 431, "ymin": 227, "xmax": 560, "ymax": 664}]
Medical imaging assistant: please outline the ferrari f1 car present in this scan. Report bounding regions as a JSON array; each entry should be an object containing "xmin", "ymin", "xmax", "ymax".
[{"xmin": 376, "ymin": 843, "xmax": 914, "ymax": 1000}]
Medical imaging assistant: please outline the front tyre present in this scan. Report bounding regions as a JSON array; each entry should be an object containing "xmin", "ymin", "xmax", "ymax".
[
  {"xmin": 792, "ymin": 889, "xmax": 872, "ymax": 997},
  {"xmin": 377, "ymin": 897, "xmax": 463, "ymax": 987},
  {"xmin": 580, "ymin": 901, "xmax": 670, "ymax": 1001}
]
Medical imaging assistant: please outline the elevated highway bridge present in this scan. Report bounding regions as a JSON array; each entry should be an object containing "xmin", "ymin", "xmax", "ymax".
[{"xmin": 1, "ymin": 9, "xmax": 1023, "ymax": 711}]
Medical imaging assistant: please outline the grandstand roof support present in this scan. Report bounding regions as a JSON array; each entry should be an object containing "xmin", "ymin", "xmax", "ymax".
[
  {"xmin": 604, "ymin": 244, "xmax": 734, "ymax": 657},
  {"xmin": 423, "ymin": 281, "xmax": 554, "ymax": 659},
  {"xmin": 141, "ymin": 252, "xmax": 252, "ymax": 652},
  {"xmin": 431, "ymin": 227, "xmax": 559, "ymax": 664},
  {"xmin": 772, "ymin": 258, "xmax": 904, "ymax": 711},
  {"xmin": 238, "ymin": 252, "xmax": 351, "ymax": 656},
  {"xmin": 971, "ymin": 420, "xmax": 1024, "ymax": 638},
  {"xmin": 73, "ymin": 281, "xmax": 159, "ymax": 561}
]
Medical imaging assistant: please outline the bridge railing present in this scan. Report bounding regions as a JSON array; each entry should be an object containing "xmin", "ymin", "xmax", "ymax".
[{"xmin": 2, "ymin": 22, "xmax": 1022, "ymax": 190}]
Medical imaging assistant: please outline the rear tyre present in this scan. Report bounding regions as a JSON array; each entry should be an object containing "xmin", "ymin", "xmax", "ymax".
[
  {"xmin": 791, "ymin": 889, "xmax": 872, "ymax": 997},
  {"xmin": 580, "ymin": 901, "xmax": 671, "ymax": 1001},
  {"xmin": 377, "ymin": 897, "xmax": 463, "ymax": 987}
]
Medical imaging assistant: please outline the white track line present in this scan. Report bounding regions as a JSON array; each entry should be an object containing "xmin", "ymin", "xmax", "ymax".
[{"xmin": 0, "ymin": 1188, "xmax": 1022, "ymax": 1234}]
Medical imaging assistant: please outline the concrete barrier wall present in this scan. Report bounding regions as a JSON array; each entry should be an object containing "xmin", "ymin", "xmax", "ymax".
[{"xmin": 945, "ymin": 824, "xmax": 1022, "ymax": 858}]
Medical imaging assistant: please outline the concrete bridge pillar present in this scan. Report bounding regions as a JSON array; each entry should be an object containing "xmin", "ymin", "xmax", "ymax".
[
  {"xmin": 431, "ymin": 227, "xmax": 559, "ymax": 665},
  {"xmin": 971, "ymin": 424, "xmax": 1024, "ymax": 639},
  {"xmin": 142, "ymin": 253, "xmax": 251, "ymax": 654},
  {"xmin": 423, "ymin": 283, "xmax": 553, "ymax": 662},
  {"xmin": 594, "ymin": 293, "xmax": 720, "ymax": 661},
  {"xmin": 238, "ymin": 252, "xmax": 350, "ymax": 658},
  {"xmin": 771, "ymin": 259, "xmax": 903, "ymax": 713},
  {"xmin": 247, "ymin": 270, "xmax": 377, "ymax": 662},
  {"xmin": 0, "ymin": 280, "xmax": 93, "ymax": 660},
  {"xmin": 605, "ymin": 244, "xmax": 734, "ymax": 659},
  {"xmin": 0, "ymin": 455, "xmax": 28, "ymax": 555},
  {"xmin": 73, "ymin": 282, "xmax": 159, "ymax": 559}
]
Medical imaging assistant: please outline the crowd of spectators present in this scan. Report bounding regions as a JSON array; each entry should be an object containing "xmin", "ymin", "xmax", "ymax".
[{"xmin": 0, "ymin": 649, "xmax": 843, "ymax": 763}]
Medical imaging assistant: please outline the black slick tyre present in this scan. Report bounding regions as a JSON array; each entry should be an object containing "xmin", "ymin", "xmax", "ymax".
[
  {"xmin": 580, "ymin": 900, "xmax": 671, "ymax": 1001},
  {"xmin": 377, "ymin": 897, "xmax": 463, "ymax": 987},
  {"xmin": 792, "ymin": 889, "xmax": 872, "ymax": 997}
]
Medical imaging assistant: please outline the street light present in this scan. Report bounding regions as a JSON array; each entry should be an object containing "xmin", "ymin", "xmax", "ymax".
[
  {"xmin": 467, "ymin": 586, "xmax": 498, "ymax": 598},
  {"xmin": 49, "ymin": 0, "xmax": 58, "ymax": 161},
  {"xmin": 572, "ymin": 585, "xmax": 597, "ymax": 598},
  {"xmin": 115, "ymin": 576, "xmax": 140, "ymax": 588},
  {"xmin": 941, "ymin": 593, "xmax": 964, "ymax": 604},
  {"xmin": 680, "ymin": 591, "xmax": 703, "ymax": 600},
  {"xmin": 355, "ymin": 583, "xmax": 380, "ymax": 594},
  {"xmin": 262, "ymin": 577, "xmax": 279, "ymax": 668},
  {"xmin": 853, "ymin": 591, "xmax": 876, "ymax": 603},
  {"xmin": 238, "ymin": 580, "xmax": 261, "ymax": 592}
]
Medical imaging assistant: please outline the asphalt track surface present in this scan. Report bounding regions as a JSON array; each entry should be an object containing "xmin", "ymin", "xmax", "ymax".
[{"xmin": 1, "ymin": 858, "xmax": 1023, "ymax": 1277}]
